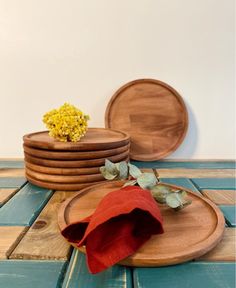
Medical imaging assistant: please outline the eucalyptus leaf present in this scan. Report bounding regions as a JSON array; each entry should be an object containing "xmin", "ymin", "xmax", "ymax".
[
  {"xmin": 119, "ymin": 161, "xmax": 128, "ymax": 179},
  {"xmin": 174, "ymin": 200, "xmax": 192, "ymax": 211},
  {"xmin": 128, "ymin": 163, "xmax": 142, "ymax": 178},
  {"xmin": 105, "ymin": 159, "xmax": 119, "ymax": 175},
  {"xmin": 137, "ymin": 173, "xmax": 157, "ymax": 189},
  {"xmin": 100, "ymin": 167, "xmax": 117, "ymax": 180},
  {"xmin": 123, "ymin": 179, "xmax": 137, "ymax": 187},
  {"xmin": 166, "ymin": 193, "xmax": 182, "ymax": 208}
]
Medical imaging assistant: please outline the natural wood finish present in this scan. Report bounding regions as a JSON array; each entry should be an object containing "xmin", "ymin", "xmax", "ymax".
[
  {"xmin": 25, "ymin": 167, "xmax": 104, "ymax": 184},
  {"xmin": 10, "ymin": 191, "xmax": 76, "ymax": 260},
  {"xmin": 25, "ymin": 161, "xmax": 101, "ymax": 175},
  {"xmin": 197, "ymin": 228, "xmax": 235, "ymax": 261},
  {"xmin": 26, "ymin": 173, "xmax": 106, "ymax": 191},
  {"xmin": 24, "ymin": 151, "xmax": 129, "ymax": 168},
  {"xmin": 0, "ymin": 226, "xmax": 27, "ymax": 259},
  {"xmin": 0, "ymin": 189, "xmax": 17, "ymax": 206},
  {"xmin": 23, "ymin": 143, "xmax": 129, "ymax": 160},
  {"xmin": 105, "ymin": 79, "xmax": 188, "ymax": 161},
  {"xmin": 0, "ymin": 168, "xmax": 25, "ymax": 177},
  {"xmin": 23, "ymin": 128, "xmax": 130, "ymax": 151},
  {"xmin": 155, "ymin": 169, "xmax": 236, "ymax": 178},
  {"xmin": 58, "ymin": 181, "xmax": 225, "ymax": 267},
  {"xmin": 202, "ymin": 190, "xmax": 236, "ymax": 205}
]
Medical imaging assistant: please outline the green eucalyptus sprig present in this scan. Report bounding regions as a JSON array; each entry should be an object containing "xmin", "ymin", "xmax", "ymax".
[{"xmin": 100, "ymin": 159, "xmax": 192, "ymax": 211}]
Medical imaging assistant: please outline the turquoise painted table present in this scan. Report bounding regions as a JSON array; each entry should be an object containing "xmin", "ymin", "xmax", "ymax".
[{"xmin": 0, "ymin": 160, "xmax": 235, "ymax": 288}]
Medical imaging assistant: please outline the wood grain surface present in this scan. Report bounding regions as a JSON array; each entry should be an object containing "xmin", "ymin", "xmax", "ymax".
[
  {"xmin": 0, "ymin": 189, "xmax": 18, "ymax": 207},
  {"xmin": 0, "ymin": 168, "xmax": 25, "ymax": 177},
  {"xmin": 23, "ymin": 128, "xmax": 130, "ymax": 151},
  {"xmin": 155, "ymin": 169, "xmax": 236, "ymax": 178},
  {"xmin": 202, "ymin": 190, "xmax": 236, "ymax": 205},
  {"xmin": 105, "ymin": 79, "xmax": 188, "ymax": 161},
  {"xmin": 10, "ymin": 191, "xmax": 76, "ymax": 260},
  {"xmin": 58, "ymin": 181, "xmax": 225, "ymax": 267}
]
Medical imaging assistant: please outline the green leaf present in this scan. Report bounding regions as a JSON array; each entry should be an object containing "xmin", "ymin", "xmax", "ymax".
[
  {"xmin": 100, "ymin": 167, "xmax": 117, "ymax": 180},
  {"xmin": 137, "ymin": 173, "xmax": 157, "ymax": 189},
  {"xmin": 105, "ymin": 159, "xmax": 118, "ymax": 175},
  {"xmin": 166, "ymin": 193, "xmax": 182, "ymax": 208},
  {"xmin": 174, "ymin": 199, "xmax": 192, "ymax": 211},
  {"xmin": 128, "ymin": 163, "xmax": 142, "ymax": 178},
  {"xmin": 123, "ymin": 180, "xmax": 137, "ymax": 187},
  {"xmin": 119, "ymin": 161, "xmax": 128, "ymax": 179}
]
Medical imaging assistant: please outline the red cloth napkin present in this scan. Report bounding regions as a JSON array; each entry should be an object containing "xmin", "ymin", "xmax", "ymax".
[{"xmin": 61, "ymin": 186, "xmax": 164, "ymax": 274}]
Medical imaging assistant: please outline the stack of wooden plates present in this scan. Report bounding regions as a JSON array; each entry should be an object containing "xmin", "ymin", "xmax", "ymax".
[{"xmin": 23, "ymin": 128, "xmax": 130, "ymax": 190}]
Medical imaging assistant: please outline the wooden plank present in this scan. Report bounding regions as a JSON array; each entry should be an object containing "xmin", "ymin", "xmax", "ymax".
[
  {"xmin": 131, "ymin": 160, "xmax": 236, "ymax": 169},
  {"xmin": 0, "ymin": 177, "xmax": 26, "ymax": 188},
  {"xmin": 0, "ymin": 226, "xmax": 27, "ymax": 259},
  {"xmin": 160, "ymin": 178, "xmax": 201, "ymax": 194},
  {"xmin": 0, "ymin": 183, "xmax": 53, "ymax": 226},
  {"xmin": 198, "ymin": 228, "xmax": 235, "ymax": 261},
  {"xmin": 0, "ymin": 160, "xmax": 24, "ymax": 169},
  {"xmin": 0, "ymin": 260, "xmax": 66, "ymax": 288},
  {"xmin": 202, "ymin": 190, "xmax": 236, "ymax": 205},
  {"xmin": 219, "ymin": 206, "xmax": 236, "ymax": 227},
  {"xmin": 190, "ymin": 178, "xmax": 236, "ymax": 190},
  {"xmin": 10, "ymin": 191, "xmax": 76, "ymax": 260},
  {"xmin": 62, "ymin": 250, "xmax": 132, "ymax": 288},
  {"xmin": 156, "ymin": 169, "xmax": 235, "ymax": 178},
  {"xmin": 133, "ymin": 263, "xmax": 235, "ymax": 288},
  {"xmin": 0, "ymin": 168, "xmax": 25, "ymax": 177},
  {"xmin": 0, "ymin": 189, "xmax": 17, "ymax": 207}
]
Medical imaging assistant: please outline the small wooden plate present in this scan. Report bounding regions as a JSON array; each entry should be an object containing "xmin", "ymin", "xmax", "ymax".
[
  {"xmin": 23, "ymin": 128, "xmax": 130, "ymax": 151},
  {"xmin": 23, "ymin": 143, "xmax": 129, "ymax": 160},
  {"xmin": 25, "ymin": 173, "xmax": 106, "ymax": 191},
  {"xmin": 25, "ymin": 161, "xmax": 101, "ymax": 175},
  {"xmin": 105, "ymin": 79, "xmax": 188, "ymax": 161},
  {"xmin": 24, "ymin": 151, "xmax": 129, "ymax": 168},
  {"xmin": 25, "ymin": 167, "xmax": 104, "ymax": 184},
  {"xmin": 58, "ymin": 181, "xmax": 225, "ymax": 267}
]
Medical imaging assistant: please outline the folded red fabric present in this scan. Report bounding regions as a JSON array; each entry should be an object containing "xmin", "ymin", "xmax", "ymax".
[{"xmin": 61, "ymin": 186, "xmax": 164, "ymax": 274}]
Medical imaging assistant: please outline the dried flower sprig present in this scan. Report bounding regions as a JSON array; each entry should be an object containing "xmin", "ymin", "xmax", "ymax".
[
  {"xmin": 100, "ymin": 160, "xmax": 192, "ymax": 211},
  {"xmin": 43, "ymin": 103, "xmax": 90, "ymax": 142}
]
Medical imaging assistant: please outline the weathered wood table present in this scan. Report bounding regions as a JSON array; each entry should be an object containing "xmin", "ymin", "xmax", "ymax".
[{"xmin": 0, "ymin": 160, "xmax": 235, "ymax": 288}]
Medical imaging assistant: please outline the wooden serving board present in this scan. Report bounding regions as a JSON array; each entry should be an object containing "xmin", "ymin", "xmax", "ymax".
[
  {"xmin": 58, "ymin": 181, "xmax": 225, "ymax": 267},
  {"xmin": 24, "ymin": 151, "xmax": 129, "ymax": 168},
  {"xmin": 25, "ymin": 167, "xmax": 104, "ymax": 184},
  {"xmin": 23, "ymin": 144, "xmax": 129, "ymax": 160},
  {"xmin": 24, "ymin": 161, "xmax": 101, "ymax": 175},
  {"xmin": 105, "ymin": 79, "xmax": 188, "ymax": 161},
  {"xmin": 23, "ymin": 128, "xmax": 130, "ymax": 151}
]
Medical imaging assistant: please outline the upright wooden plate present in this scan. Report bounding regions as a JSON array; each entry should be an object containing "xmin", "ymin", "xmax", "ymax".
[
  {"xmin": 23, "ymin": 143, "xmax": 129, "ymax": 160},
  {"xmin": 58, "ymin": 181, "xmax": 225, "ymax": 267},
  {"xmin": 23, "ymin": 128, "xmax": 130, "ymax": 151},
  {"xmin": 105, "ymin": 79, "xmax": 188, "ymax": 161}
]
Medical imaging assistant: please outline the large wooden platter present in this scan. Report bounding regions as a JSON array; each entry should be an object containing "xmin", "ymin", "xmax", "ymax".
[
  {"xmin": 23, "ymin": 128, "xmax": 130, "ymax": 151},
  {"xmin": 58, "ymin": 181, "xmax": 225, "ymax": 266},
  {"xmin": 105, "ymin": 79, "xmax": 188, "ymax": 161},
  {"xmin": 24, "ymin": 151, "xmax": 129, "ymax": 168},
  {"xmin": 23, "ymin": 143, "xmax": 129, "ymax": 160},
  {"xmin": 25, "ymin": 161, "xmax": 101, "ymax": 175}
]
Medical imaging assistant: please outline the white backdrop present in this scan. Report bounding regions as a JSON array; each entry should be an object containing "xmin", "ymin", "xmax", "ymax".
[{"xmin": 0, "ymin": 0, "xmax": 235, "ymax": 159}]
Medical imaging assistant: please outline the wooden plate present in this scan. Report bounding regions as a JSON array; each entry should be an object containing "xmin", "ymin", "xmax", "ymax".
[
  {"xmin": 25, "ymin": 167, "xmax": 104, "ymax": 184},
  {"xmin": 58, "ymin": 181, "xmax": 225, "ymax": 267},
  {"xmin": 23, "ymin": 143, "xmax": 129, "ymax": 160},
  {"xmin": 25, "ymin": 161, "xmax": 101, "ymax": 175},
  {"xmin": 105, "ymin": 79, "xmax": 188, "ymax": 161},
  {"xmin": 23, "ymin": 128, "xmax": 130, "ymax": 151},
  {"xmin": 26, "ymin": 173, "xmax": 106, "ymax": 191},
  {"xmin": 24, "ymin": 151, "xmax": 129, "ymax": 168}
]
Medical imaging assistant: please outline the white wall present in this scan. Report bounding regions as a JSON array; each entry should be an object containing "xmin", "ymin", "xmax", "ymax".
[{"xmin": 0, "ymin": 0, "xmax": 235, "ymax": 159}]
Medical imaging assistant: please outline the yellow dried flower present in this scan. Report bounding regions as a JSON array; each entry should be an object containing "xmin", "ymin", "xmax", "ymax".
[{"xmin": 43, "ymin": 103, "xmax": 90, "ymax": 142}]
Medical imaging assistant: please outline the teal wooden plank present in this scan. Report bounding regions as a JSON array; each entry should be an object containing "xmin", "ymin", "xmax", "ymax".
[
  {"xmin": 160, "ymin": 178, "xmax": 201, "ymax": 194},
  {"xmin": 0, "ymin": 177, "xmax": 26, "ymax": 188},
  {"xmin": 131, "ymin": 160, "xmax": 236, "ymax": 169},
  {"xmin": 219, "ymin": 205, "xmax": 236, "ymax": 227},
  {"xmin": 0, "ymin": 183, "xmax": 53, "ymax": 226},
  {"xmin": 0, "ymin": 260, "xmax": 66, "ymax": 288},
  {"xmin": 0, "ymin": 160, "xmax": 24, "ymax": 168},
  {"xmin": 62, "ymin": 250, "xmax": 132, "ymax": 288},
  {"xmin": 191, "ymin": 178, "xmax": 236, "ymax": 190},
  {"xmin": 133, "ymin": 262, "xmax": 235, "ymax": 288}
]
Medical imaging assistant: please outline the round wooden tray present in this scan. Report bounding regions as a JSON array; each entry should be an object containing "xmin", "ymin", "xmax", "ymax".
[
  {"xmin": 25, "ymin": 167, "xmax": 104, "ymax": 184},
  {"xmin": 23, "ymin": 128, "xmax": 130, "ymax": 151},
  {"xmin": 58, "ymin": 181, "xmax": 225, "ymax": 267},
  {"xmin": 24, "ymin": 151, "xmax": 129, "ymax": 168},
  {"xmin": 26, "ymin": 173, "xmax": 106, "ymax": 191},
  {"xmin": 25, "ymin": 161, "xmax": 101, "ymax": 175},
  {"xmin": 23, "ymin": 143, "xmax": 129, "ymax": 160},
  {"xmin": 105, "ymin": 79, "xmax": 188, "ymax": 161}
]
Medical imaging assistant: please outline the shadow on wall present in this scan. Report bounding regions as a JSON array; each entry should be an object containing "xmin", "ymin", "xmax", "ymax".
[{"xmin": 168, "ymin": 101, "xmax": 198, "ymax": 159}]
